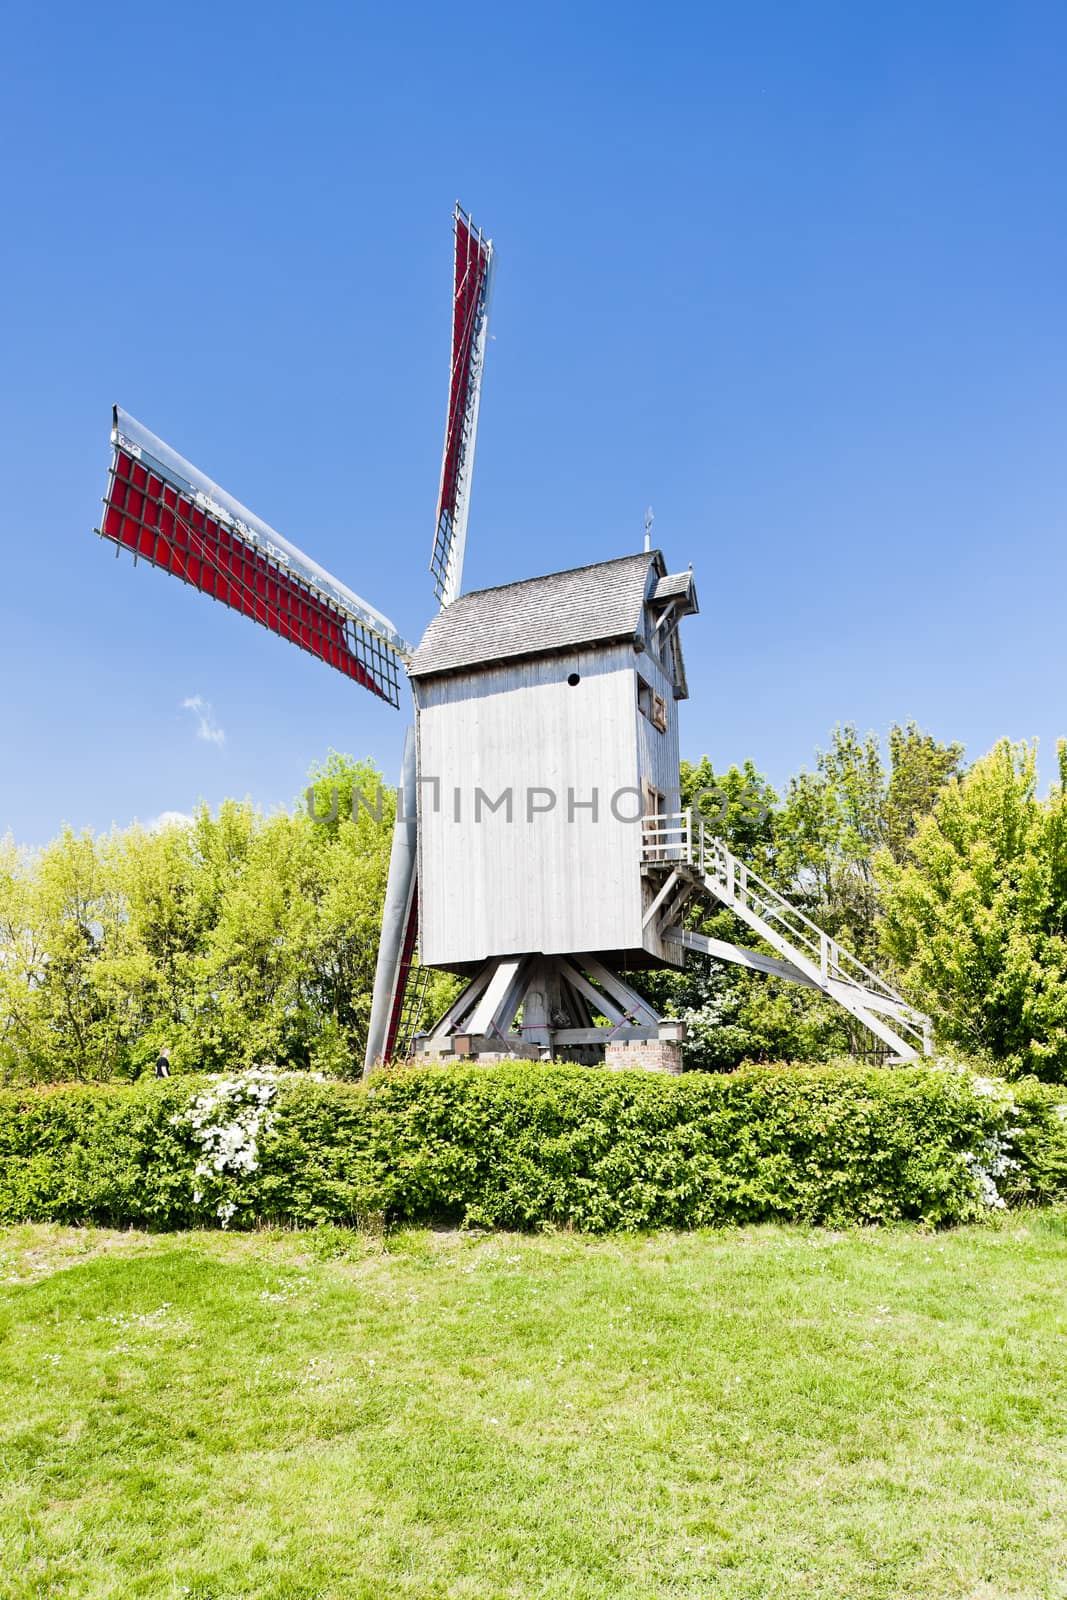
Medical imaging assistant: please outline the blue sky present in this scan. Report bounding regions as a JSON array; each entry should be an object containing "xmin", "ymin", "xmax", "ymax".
[{"xmin": 1, "ymin": 0, "xmax": 1065, "ymax": 844}]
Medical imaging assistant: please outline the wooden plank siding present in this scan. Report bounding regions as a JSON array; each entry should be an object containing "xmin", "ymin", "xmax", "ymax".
[
  {"xmin": 413, "ymin": 620, "xmax": 684, "ymax": 972},
  {"xmin": 633, "ymin": 636, "xmax": 683, "ymax": 964}
]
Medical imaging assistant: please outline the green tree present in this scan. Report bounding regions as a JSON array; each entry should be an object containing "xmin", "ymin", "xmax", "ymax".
[
  {"xmin": 883, "ymin": 721, "xmax": 965, "ymax": 862},
  {"xmin": 190, "ymin": 765, "xmax": 394, "ymax": 1075},
  {"xmin": 304, "ymin": 750, "xmax": 389, "ymax": 834},
  {"xmin": 877, "ymin": 739, "xmax": 1067, "ymax": 1080},
  {"xmin": 0, "ymin": 833, "xmax": 47, "ymax": 1080},
  {"xmin": 0, "ymin": 826, "xmax": 149, "ymax": 1082},
  {"xmin": 775, "ymin": 722, "xmax": 964, "ymax": 961},
  {"xmin": 776, "ymin": 725, "xmax": 887, "ymax": 958},
  {"xmin": 0, "ymin": 754, "xmax": 397, "ymax": 1084},
  {"xmin": 680, "ymin": 757, "xmax": 779, "ymax": 874}
]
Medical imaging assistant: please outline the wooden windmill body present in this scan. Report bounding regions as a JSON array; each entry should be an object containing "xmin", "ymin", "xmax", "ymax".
[
  {"xmin": 393, "ymin": 550, "xmax": 698, "ymax": 1064},
  {"xmin": 410, "ymin": 551, "xmax": 696, "ymax": 971}
]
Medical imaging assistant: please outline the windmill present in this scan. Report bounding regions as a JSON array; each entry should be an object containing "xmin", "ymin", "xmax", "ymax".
[{"xmin": 94, "ymin": 205, "xmax": 932, "ymax": 1070}]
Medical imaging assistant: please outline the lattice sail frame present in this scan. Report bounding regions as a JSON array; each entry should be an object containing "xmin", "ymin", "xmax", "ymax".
[
  {"xmin": 429, "ymin": 206, "xmax": 496, "ymax": 608},
  {"xmin": 99, "ymin": 408, "xmax": 412, "ymax": 705}
]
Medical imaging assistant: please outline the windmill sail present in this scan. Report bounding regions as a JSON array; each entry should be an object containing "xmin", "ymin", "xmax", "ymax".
[
  {"xmin": 98, "ymin": 408, "xmax": 412, "ymax": 705},
  {"xmin": 367, "ymin": 206, "xmax": 497, "ymax": 1071},
  {"xmin": 429, "ymin": 205, "xmax": 496, "ymax": 607}
]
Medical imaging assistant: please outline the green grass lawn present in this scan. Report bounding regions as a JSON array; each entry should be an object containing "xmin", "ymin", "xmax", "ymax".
[{"xmin": 0, "ymin": 1219, "xmax": 1064, "ymax": 1600}]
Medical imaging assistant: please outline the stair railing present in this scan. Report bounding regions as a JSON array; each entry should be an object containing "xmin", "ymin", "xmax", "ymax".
[{"xmin": 641, "ymin": 811, "xmax": 929, "ymax": 1040}]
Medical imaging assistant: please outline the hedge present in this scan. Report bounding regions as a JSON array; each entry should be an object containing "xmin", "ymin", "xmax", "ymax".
[{"xmin": 0, "ymin": 1063, "xmax": 1064, "ymax": 1233}]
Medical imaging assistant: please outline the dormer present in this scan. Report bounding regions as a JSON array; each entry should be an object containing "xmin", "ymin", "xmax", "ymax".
[{"xmin": 642, "ymin": 567, "xmax": 699, "ymax": 699}]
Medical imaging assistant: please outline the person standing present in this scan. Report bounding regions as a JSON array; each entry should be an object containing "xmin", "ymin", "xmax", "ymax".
[{"xmin": 155, "ymin": 1046, "xmax": 172, "ymax": 1079}]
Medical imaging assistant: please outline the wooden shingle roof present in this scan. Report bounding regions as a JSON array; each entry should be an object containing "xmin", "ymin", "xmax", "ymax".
[
  {"xmin": 650, "ymin": 570, "xmax": 697, "ymax": 607},
  {"xmin": 408, "ymin": 550, "xmax": 665, "ymax": 679}
]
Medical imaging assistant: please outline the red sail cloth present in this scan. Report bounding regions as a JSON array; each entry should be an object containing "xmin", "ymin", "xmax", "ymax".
[
  {"xmin": 102, "ymin": 448, "xmax": 387, "ymax": 695},
  {"xmin": 439, "ymin": 216, "xmax": 490, "ymax": 525}
]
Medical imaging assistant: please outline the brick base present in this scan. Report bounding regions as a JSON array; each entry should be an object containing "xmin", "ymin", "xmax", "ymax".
[{"xmin": 603, "ymin": 1039, "xmax": 684, "ymax": 1075}]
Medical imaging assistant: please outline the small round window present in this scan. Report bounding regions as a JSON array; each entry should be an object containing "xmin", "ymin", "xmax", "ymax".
[{"xmin": 567, "ymin": 672, "xmax": 581, "ymax": 687}]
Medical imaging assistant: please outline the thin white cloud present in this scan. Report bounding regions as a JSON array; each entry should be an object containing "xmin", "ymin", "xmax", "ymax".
[
  {"xmin": 148, "ymin": 811, "xmax": 194, "ymax": 832},
  {"xmin": 181, "ymin": 695, "xmax": 226, "ymax": 748}
]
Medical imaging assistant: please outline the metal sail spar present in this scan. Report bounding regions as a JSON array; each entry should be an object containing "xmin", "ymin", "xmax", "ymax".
[
  {"xmin": 98, "ymin": 407, "xmax": 413, "ymax": 706},
  {"xmin": 429, "ymin": 205, "xmax": 495, "ymax": 608}
]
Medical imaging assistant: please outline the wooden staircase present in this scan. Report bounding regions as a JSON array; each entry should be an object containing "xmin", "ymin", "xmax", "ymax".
[{"xmin": 642, "ymin": 813, "xmax": 931, "ymax": 1062}]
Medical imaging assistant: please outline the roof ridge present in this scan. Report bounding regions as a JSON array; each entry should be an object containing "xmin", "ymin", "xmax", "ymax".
[{"xmin": 440, "ymin": 549, "xmax": 660, "ymax": 609}]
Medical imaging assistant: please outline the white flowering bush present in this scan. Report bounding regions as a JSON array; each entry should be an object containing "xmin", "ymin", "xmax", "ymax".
[
  {"xmin": 938, "ymin": 1061, "xmax": 1022, "ymax": 1211},
  {"xmin": 962, "ymin": 1133, "xmax": 1019, "ymax": 1210},
  {"xmin": 171, "ymin": 1067, "xmax": 281, "ymax": 1227}
]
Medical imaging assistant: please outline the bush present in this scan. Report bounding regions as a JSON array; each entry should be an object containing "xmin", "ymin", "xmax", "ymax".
[
  {"xmin": 1004, "ymin": 1077, "xmax": 1067, "ymax": 1203},
  {"xmin": 0, "ymin": 1063, "xmax": 1064, "ymax": 1234}
]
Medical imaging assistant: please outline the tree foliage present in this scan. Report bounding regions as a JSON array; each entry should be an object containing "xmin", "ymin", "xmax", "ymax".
[
  {"xmin": 0, "ymin": 755, "xmax": 392, "ymax": 1083},
  {"xmin": 775, "ymin": 721, "xmax": 964, "ymax": 959},
  {"xmin": 877, "ymin": 739, "xmax": 1067, "ymax": 1080}
]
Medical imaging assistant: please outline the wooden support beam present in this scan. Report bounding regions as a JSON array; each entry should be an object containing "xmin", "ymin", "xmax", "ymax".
[
  {"xmin": 520, "ymin": 957, "xmax": 555, "ymax": 1047},
  {"xmin": 560, "ymin": 974, "xmax": 595, "ymax": 1029},
  {"xmin": 552, "ymin": 1026, "xmax": 657, "ymax": 1045},
  {"xmin": 671, "ymin": 928, "xmax": 816, "ymax": 987},
  {"xmin": 442, "ymin": 1033, "xmax": 542, "ymax": 1061},
  {"xmin": 467, "ymin": 958, "xmax": 526, "ymax": 1037},
  {"xmin": 582, "ymin": 956, "xmax": 662, "ymax": 1027},
  {"xmin": 642, "ymin": 869, "xmax": 683, "ymax": 930},
  {"xmin": 425, "ymin": 961, "xmax": 496, "ymax": 1044},
  {"xmin": 555, "ymin": 958, "xmax": 627, "ymax": 1025},
  {"xmin": 673, "ymin": 929, "xmax": 922, "ymax": 1022},
  {"xmin": 657, "ymin": 880, "xmax": 698, "ymax": 933}
]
